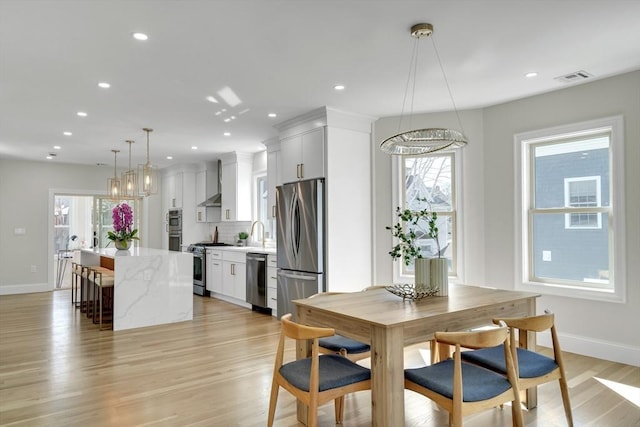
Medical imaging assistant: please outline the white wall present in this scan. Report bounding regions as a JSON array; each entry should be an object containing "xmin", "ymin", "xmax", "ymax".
[
  {"xmin": 373, "ymin": 70, "xmax": 640, "ymax": 365},
  {"xmin": 0, "ymin": 159, "xmax": 159, "ymax": 294}
]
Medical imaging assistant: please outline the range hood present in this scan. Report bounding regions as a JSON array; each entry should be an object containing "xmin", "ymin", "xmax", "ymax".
[{"xmin": 198, "ymin": 159, "xmax": 222, "ymax": 207}]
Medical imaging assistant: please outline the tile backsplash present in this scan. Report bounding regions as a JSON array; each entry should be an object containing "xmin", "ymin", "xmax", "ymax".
[{"xmin": 207, "ymin": 221, "xmax": 251, "ymax": 244}]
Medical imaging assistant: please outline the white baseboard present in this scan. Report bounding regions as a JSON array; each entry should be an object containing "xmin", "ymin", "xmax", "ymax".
[
  {"xmin": 539, "ymin": 332, "xmax": 639, "ymax": 367},
  {"xmin": 0, "ymin": 283, "xmax": 52, "ymax": 295}
]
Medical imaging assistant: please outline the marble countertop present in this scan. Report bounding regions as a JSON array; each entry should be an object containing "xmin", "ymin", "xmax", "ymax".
[
  {"xmin": 205, "ymin": 245, "xmax": 276, "ymax": 255},
  {"xmin": 82, "ymin": 247, "xmax": 191, "ymax": 258}
]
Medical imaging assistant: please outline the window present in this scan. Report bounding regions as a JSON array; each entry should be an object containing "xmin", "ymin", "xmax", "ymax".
[
  {"xmin": 397, "ymin": 152, "xmax": 458, "ymax": 279},
  {"xmin": 564, "ymin": 176, "xmax": 601, "ymax": 229},
  {"xmin": 516, "ymin": 116, "xmax": 625, "ymax": 302}
]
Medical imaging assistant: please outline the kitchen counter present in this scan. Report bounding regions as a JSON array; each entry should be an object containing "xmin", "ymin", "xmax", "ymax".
[
  {"xmin": 80, "ymin": 247, "xmax": 192, "ymax": 331},
  {"xmin": 212, "ymin": 245, "xmax": 277, "ymax": 255}
]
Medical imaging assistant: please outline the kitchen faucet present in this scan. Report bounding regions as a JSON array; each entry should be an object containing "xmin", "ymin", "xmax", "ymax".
[{"xmin": 250, "ymin": 220, "xmax": 265, "ymax": 248}]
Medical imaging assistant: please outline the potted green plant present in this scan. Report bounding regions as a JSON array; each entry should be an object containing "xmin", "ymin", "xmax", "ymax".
[
  {"xmin": 386, "ymin": 200, "xmax": 447, "ymax": 295},
  {"xmin": 238, "ymin": 231, "xmax": 249, "ymax": 246}
]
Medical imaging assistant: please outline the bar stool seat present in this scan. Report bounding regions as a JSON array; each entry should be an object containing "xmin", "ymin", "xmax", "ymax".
[
  {"xmin": 71, "ymin": 262, "xmax": 84, "ymax": 308},
  {"xmin": 91, "ymin": 269, "xmax": 115, "ymax": 330},
  {"xmin": 85, "ymin": 267, "xmax": 113, "ymax": 319}
]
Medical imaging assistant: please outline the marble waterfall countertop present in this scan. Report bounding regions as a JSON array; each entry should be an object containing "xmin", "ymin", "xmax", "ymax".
[{"xmin": 80, "ymin": 248, "xmax": 193, "ymax": 331}]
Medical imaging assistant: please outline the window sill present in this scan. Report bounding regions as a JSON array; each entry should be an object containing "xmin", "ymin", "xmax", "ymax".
[{"xmin": 518, "ymin": 280, "xmax": 624, "ymax": 304}]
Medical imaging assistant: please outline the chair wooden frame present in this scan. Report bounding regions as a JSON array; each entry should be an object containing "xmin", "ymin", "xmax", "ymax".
[
  {"xmin": 405, "ymin": 325, "xmax": 524, "ymax": 427},
  {"xmin": 267, "ymin": 314, "xmax": 371, "ymax": 427},
  {"xmin": 492, "ymin": 311, "xmax": 573, "ymax": 426},
  {"xmin": 308, "ymin": 292, "xmax": 371, "ymax": 362}
]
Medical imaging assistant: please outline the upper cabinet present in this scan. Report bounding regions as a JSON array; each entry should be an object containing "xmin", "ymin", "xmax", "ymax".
[
  {"xmin": 220, "ymin": 152, "xmax": 253, "ymax": 222},
  {"xmin": 264, "ymin": 138, "xmax": 281, "ymax": 221},
  {"xmin": 279, "ymin": 127, "xmax": 325, "ymax": 183}
]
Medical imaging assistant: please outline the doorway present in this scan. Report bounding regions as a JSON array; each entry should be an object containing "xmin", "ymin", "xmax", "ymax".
[{"xmin": 52, "ymin": 194, "xmax": 140, "ymax": 289}]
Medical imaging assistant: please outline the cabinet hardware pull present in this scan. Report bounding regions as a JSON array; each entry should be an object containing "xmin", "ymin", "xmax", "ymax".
[
  {"xmin": 272, "ymin": 205, "xmax": 276, "ymax": 218},
  {"xmin": 300, "ymin": 163, "xmax": 304, "ymax": 179}
]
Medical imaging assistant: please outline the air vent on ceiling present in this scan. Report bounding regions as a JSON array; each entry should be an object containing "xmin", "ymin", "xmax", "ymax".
[{"xmin": 555, "ymin": 70, "xmax": 593, "ymax": 83}]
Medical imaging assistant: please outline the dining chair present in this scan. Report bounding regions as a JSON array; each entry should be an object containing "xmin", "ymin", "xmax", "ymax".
[
  {"xmin": 267, "ymin": 313, "xmax": 371, "ymax": 427},
  {"xmin": 307, "ymin": 292, "xmax": 371, "ymax": 362},
  {"xmin": 404, "ymin": 324, "xmax": 524, "ymax": 427},
  {"xmin": 460, "ymin": 310, "xmax": 573, "ymax": 426}
]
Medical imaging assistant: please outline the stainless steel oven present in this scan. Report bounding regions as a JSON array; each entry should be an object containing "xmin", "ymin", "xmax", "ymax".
[
  {"xmin": 187, "ymin": 243, "xmax": 232, "ymax": 296},
  {"xmin": 167, "ymin": 209, "xmax": 182, "ymax": 251}
]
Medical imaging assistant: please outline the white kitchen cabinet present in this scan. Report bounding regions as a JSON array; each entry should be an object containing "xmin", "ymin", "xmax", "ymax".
[
  {"xmin": 207, "ymin": 249, "xmax": 223, "ymax": 294},
  {"xmin": 220, "ymin": 152, "xmax": 252, "ymax": 221},
  {"xmin": 267, "ymin": 255, "xmax": 277, "ymax": 316},
  {"xmin": 264, "ymin": 140, "xmax": 282, "ymax": 226},
  {"xmin": 166, "ymin": 172, "xmax": 183, "ymax": 208},
  {"xmin": 222, "ymin": 251, "xmax": 246, "ymax": 301},
  {"xmin": 279, "ymin": 127, "xmax": 324, "ymax": 183}
]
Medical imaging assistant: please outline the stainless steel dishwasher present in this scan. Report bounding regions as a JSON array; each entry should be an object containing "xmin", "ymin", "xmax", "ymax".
[{"xmin": 246, "ymin": 252, "xmax": 269, "ymax": 312}]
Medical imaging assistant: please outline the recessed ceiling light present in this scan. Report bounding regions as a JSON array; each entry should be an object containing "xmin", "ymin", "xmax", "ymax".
[
  {"xmin": 132, "ymin": 32, "xmax": 148, "ymax": 41},
  {"xmin": 268, "ymin": 113, "xmax": 277, "ymax": 118},
  {"xmin": 46, "ymin": 155, "xmax": 53, "ymax": 160},
  {"xmin": 223, "ymin": 118, "xmax": 231, "ymax": 123},
  {"xmin": 98, "ymin": 82, "xmax": 111, "ymax": 88},
  {"xmin": 63, "ymin": 131, "xmax": 72, "ymax": 136},
  {"xmin": 214, "ymin": 111, "xmax": 222, "ymax": 116},
  {"xmin": 166, "ymin": 156, "xmax": 173, "ymax": 160},
  {"xmin": 53, "ymin": 145, "xmax": 61, "ymax": 150},
  {"xmin": 46, "ymin": 153, "xmax": 56, "ymax": 159},
  {"xmin": 191, "ymin": 146, "xmax": 198, "ymax": 150},
  {"xmin": 76, "ymin": 111, "xmax": 87, "ymax": 117},
  {"xmin": 206, "ymin": 96, "xmax": 218, "ymax": 103},
  {"xmin": 525, "ymin": 72, "xmax": 538, "ymax": 78},
  {"xmin": 334, "ymin": 84, "xmax": 345, "ymax": 91},
  {"xmin": 230, "ymin": 116, "xmax": 236, "ymax": 120},
  {"xmin": 223, "ymin": 132, "xmax": 231, "ymax": 136}
]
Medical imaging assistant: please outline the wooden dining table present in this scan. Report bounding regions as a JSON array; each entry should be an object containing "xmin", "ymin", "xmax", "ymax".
[{"xmin": 294, "ymin": 284, "xmax": 540, "ymax": 426}]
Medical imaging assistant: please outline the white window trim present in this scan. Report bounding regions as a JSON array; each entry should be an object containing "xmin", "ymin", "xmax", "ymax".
[
  {"xmin": 563, "ymin": 175, "xmax": 602, "ymax": 229},
  {"xmin": 391, "ymin": 151, "xmax": 463, "ymax": 285},
  {"xmin": 514, "ymin": 115, "xmax": 626, "ymax": 303}
]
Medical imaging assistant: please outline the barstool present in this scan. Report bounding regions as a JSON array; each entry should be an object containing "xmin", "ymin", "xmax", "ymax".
[
  {"xmin": 71, "ymin": 262, "xmax": 82, "ymax": 308},
  {"xmin": 85, "ymin": 266, "xmax": 111, "ymax": 319},
  {"xmin": 90, "ymin": 268, "xmax": 115, "ymax": 330}
]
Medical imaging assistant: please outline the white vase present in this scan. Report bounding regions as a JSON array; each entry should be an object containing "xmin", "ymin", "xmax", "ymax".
[
  {"xmin": 414, "ymin": 258, "xmax": 431, "ymax": 292},
  {"xmin": 430, "ymin": 258, "xmax": 448, "ymax": 296}
]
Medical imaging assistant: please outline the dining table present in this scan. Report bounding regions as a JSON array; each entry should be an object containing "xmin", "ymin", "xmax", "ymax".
[{"xmin": 294, "ymin": 283, "xmax": 540, "ymax": 426}]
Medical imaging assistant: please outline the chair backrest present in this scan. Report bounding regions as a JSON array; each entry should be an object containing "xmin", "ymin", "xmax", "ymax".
[
  {"xmin": 493, "ymin": 310, "xmax": 554, "ymax": 333},
  {"xmin": 280, "ymin": 313, "xmax": 335, "ymax": 341},
  {"xmin": 435, "ymin": 323, "xmax": 509, "ymax": 350}
]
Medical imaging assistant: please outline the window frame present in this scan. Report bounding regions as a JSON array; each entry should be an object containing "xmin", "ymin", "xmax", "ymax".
[
  {"xmin": 392, "ymin": 151, "xmax": 462, "ymax": 285},
  {"xmin": 515, "ymin": 115, "xmax": 626, "ymax": 303}
]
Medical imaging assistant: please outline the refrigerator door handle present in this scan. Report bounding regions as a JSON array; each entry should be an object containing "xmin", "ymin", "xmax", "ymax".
[{"xmin": 277, "ymin": 271, "xmax": 317, "ymax": 281}]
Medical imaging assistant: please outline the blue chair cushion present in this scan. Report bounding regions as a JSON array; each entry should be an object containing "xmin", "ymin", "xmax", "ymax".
[
  {"xmin": 279, "ymin": 354, "xmax": 371, "ymax": 392},
  {"xmin": 461, "ymin": 345, "xmax": 559, "ymax": 378},
  {"xmin": 405, "ymin": 359, "xmax": 512, "ymax": 402},
  {"xmin": 319, "ymin": 335, "xmax": 370, "ymax": 354}
]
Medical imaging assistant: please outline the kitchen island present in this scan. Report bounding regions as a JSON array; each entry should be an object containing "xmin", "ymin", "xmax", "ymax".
[{"xmin": 80, "ymin": 247, "xmax": 192, "ymax": 331}]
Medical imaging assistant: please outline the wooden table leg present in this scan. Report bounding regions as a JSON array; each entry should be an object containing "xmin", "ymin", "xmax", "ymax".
[
  {"xmin": 370, "ymin": 324, "xmax": 405, "ymax": 427},
  {"xmin": 520, "ymin": 298, "xmax": 537, "ymax": 409}
]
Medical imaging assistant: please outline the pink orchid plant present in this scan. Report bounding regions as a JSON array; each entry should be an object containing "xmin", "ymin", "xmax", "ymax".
[{"xmin": 107, "ymin": 202, "xmax": 139, "ymax": 244}]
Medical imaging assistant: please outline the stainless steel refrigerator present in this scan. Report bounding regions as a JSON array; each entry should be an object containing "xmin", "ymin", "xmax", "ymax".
[{"xmin": 276, "ymin": 178, "xmax": 325, "ymax": 319}]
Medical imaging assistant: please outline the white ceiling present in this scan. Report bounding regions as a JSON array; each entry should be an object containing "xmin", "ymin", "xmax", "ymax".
[{"xmin": 1, "ymin": 0, "xmax": 639, "ymax": 169}]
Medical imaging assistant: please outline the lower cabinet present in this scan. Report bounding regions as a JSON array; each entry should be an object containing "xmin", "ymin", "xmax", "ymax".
[
  {"xmin": 222, "ymin": 251, "xmax": 246, "ymax": 302},
  {"xmin": 267, "ymin": 255, "xmax": 277, "ymax": 316},
  {"xmin": 207, "ymin": 249, "xmax": 223, "ymax": 293}
]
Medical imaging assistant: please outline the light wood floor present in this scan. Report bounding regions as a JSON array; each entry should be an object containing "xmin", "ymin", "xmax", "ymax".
[{"xmin": 0, "ymin": 290, "xmax": 638, "ymax": 427}]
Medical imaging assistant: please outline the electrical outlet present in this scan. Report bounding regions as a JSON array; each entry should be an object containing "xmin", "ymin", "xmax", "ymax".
[{"xmin": 30, "ymin": 265, "xmax": 37, "ymax": 273}]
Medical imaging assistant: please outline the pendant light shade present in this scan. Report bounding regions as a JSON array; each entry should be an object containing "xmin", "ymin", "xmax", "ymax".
[
  {"xmin": 121, "ymin": 140, "xmax": 138, "ymax": 198},
  {"xmin": 380, "ymin": 23, "xmax": 468, "ymax": 156},
  {"xmin": 138, "ymin": 127, "xmax": 158, "ymax": 196},
  {"xmin": 108, "ymin": 149, "xmax": 121, "ymax": 200}
]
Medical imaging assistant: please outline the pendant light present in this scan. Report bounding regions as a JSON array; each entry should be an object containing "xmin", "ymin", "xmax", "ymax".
[
  {"xmin": 108, "ymin": 149, "xmax": 121, "ymax": 200},
  {"xmin": 121, "ymin": 140, "xmax": 138, "ymax": 198},
  {"xmin": 138, "ymin": 127, "xmax": 158, "ymax": 196},
  {"xmin": 380, "ymin": 23, "xmax": 468, "ymax": 156}
]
